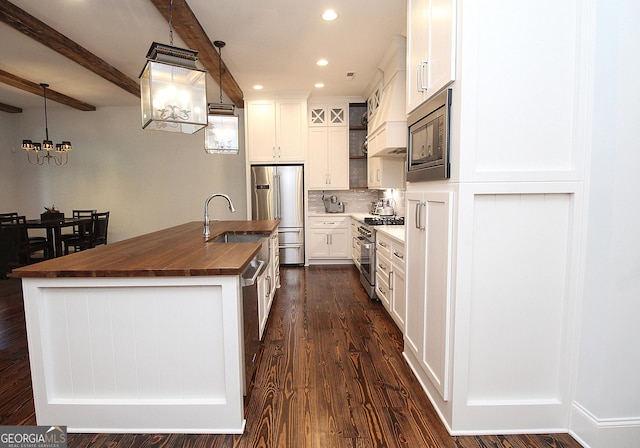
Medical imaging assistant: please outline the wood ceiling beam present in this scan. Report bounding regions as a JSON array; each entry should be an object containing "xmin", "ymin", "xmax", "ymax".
[
  {"xmin": 149, "ymin": 0, "xmax": 245, "ymax": 109},
  {"xmin": 0, "ymin": 68, "xmax": 96, "ymax": 111},
  {"xmin": 0, "ymin": 0, "xmax": 140, "ymax": 98},
  {"xmin": 0, "ymin": 102, "xmax": 22, "ymax": 113}
]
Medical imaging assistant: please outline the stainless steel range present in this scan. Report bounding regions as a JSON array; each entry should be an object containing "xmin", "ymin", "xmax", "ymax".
[{"xmin": 357, "ymin": 216, "xmax": 404, "ymax": 300}]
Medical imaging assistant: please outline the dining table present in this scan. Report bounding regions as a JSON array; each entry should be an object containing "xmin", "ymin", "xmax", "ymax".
[{"xmin": 26, "ymin": 216, "xmax": 92, "ymax": 258}]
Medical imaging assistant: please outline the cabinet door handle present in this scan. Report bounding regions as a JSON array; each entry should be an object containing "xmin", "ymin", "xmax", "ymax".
[
  {"xmin": 418, "ymin": 60, "xmax": 429, "ymax": 92},
  {"xmin": 377, "ymin": 263, "xmax": 387, "ymax": 271},
  {"xmin": 389, "ymin": 271, "xmax": 393, "ymax": 290},
  {"xmin": 393, "ymin": 250, "xmax": 404, "ymax": 260},
  {"xmin": 378, "ymin": 241, "xmax": 387, "ymax": 248},
  {"xmin": 415, "ymin": 202, "xmax": 426, "ymax": 231}
]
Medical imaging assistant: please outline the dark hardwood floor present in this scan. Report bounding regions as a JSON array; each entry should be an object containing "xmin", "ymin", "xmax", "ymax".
[{"xmin": 0, "ymin": 266, "xmax": 582, "ymax": 447}]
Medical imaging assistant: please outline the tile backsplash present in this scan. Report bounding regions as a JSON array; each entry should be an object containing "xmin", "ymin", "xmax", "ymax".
[{"xmin": 308, "ymin": 189, "xmax": 406, "ymax": 217}]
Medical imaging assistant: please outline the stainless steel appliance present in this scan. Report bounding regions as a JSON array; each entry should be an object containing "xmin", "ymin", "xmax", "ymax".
[
  {"xmin": 407, "ymin": 88, "xmax": 452, "ymax": 182},
  {"xmin": 357, "ymin": 216, "xmax": 405, "ymax": 300},
  {"xmin": 373, "ymin": 198, "xmax": 395, "ymax": 216},
  {"xmin": 323, "ymin": 195, "xmax": 345, "ymax": 213},
  {"xmin": 240, "ymin": 257, "xmax": 264, "ymax": 396},
  {"xmin": 251, "ymin": 165, "xmax": 305, "ymax": 264},
  {"xmin": 357, "ymin": 222, "xmax": 376, "ymax": 299}
]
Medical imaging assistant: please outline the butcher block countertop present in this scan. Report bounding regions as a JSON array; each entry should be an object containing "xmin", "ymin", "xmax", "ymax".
[{"xmin": 12, "ymin": 220, "xmax": 280, "ymax": 278}]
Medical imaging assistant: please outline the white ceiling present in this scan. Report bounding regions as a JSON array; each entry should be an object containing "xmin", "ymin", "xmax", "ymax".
[{"xmin": 0, "ymin": 0, "xmax": 407, "ymax": 110}]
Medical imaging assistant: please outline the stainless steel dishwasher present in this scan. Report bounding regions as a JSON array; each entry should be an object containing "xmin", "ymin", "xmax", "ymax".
[{"xmin": 240, "ymin": 257, "xmax": 263, "ymax": 395}]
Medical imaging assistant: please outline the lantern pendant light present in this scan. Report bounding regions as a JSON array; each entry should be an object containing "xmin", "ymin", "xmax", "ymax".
[
  {"xmin": 205, "ymin": 40, "xmax": 239, "ymax": 154},
  {"xmin": 139, "ymin": 0, "xmax": 207, "ymax": 134}
]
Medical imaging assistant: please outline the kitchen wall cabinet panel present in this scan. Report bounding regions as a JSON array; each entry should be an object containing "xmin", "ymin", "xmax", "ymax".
[
  {"xmin": 402, "ymin": 0, "xmax": 634, "ymax": 443},
  {"xmin": 308, "ymin": 127, "xmax": 349, "ymax": 190},
  {"xmin": 246, "ymin": 99, "xmax": 307, "ymax": 163},
  {"xmin": 309, "ymin": 104, "xmax": 347, "ymax": 127},
  {"xmin": 406, "ymin": 0, "xmax": 456, "ymax": 114},
  {"xmin": 368, "ymin": 156, "xmax": 405, "ymax": 189}
]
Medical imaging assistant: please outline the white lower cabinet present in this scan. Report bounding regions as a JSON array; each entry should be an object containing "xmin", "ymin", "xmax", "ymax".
[
  {"xmin": 308, "ymin": 216, "xmax": 350, "ymax": 261},
  {"xmin": 390, "ymin": 243, "xmax": 406, "ymax": 331},
  {"xmin": 375, "ymin": 231, "xmax": 406, "ymax": 331},
  {"xmin": 351, "ymin": 218, "xmax": 362, "ymax": 268},
  {"xmin": 404, "ymin": 191, "xmax": 453, "ymax": 401},
  {"xmin": 259, "ymin": 230, "xmax": 280, "ymax": 339}
]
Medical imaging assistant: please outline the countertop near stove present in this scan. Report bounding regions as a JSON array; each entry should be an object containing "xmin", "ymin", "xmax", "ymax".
[
  {"xmin": 375, "ymin": 225, "xmax": 405, "ymax": 243},
  {"xmin": 309, "ymin": 212, "xmax": 406, "ymax": 243}
]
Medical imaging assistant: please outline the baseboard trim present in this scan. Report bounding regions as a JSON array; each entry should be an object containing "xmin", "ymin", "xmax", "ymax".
[{"xmin": 570, "ymin": 402, "xmax": 640, "ymax": 448}]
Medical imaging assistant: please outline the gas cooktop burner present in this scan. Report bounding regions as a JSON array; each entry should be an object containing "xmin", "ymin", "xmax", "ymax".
[{"xmin": 364, "ymin": 216, "xmax": 405, "ymax": 226}]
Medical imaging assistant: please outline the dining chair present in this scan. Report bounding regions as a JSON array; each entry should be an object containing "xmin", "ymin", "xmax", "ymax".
[
  {"xmin": 1, "ymin": 212, "xmax": 50, "ymax": 250},
  {"xmin": 64, "ymin": 211, "xmax": 110, "ymax": 254},
  {"xmin": 0, "ymin": 216, "xmax": 15, "ymax": 278},
  {"xmin": 60, "ymin": 209, "xmax": 96, "ymax": 243},
  {"xmin": 0, "ymin": 215, "xmax": 50, "ymax": 266}
]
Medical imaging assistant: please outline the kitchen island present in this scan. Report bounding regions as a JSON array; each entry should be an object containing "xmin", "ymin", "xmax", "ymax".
[{"xmin": 12, "ymin": 220, "xmax": 279, "ymax": 434}]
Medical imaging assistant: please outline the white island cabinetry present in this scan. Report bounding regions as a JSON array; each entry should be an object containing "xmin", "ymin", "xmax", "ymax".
[
  {"xmin": 14, "ymin": 221, "xmax": 280, "ymax": 434},
  {"xmin": 259, "ymin": 231, "xmax": 280, "ymax": 339}
]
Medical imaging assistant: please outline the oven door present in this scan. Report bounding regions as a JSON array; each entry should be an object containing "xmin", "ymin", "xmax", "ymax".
[
  {"xmin": 353, "ymin": 235, "xmax": 364, "ymax": 267},
  {"xmin": 360, "ymin": 238, "xmax": 375, "ymax": 284}
]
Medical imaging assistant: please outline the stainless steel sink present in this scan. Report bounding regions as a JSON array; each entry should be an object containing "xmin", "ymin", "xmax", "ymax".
[
  {"xmin": 212, "ymin": 233, "xmax": 270, "ymax": 266},
  {"xmin": 212, "ymin": 233, "xmax": 265, "ymax": 243}
]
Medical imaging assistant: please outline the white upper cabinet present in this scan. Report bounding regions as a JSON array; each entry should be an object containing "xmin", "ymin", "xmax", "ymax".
[
  {"xmin": 406, "ymin": 0, "xmax": 457, "ymax": 114},
  {"xmin": 309, "ymin": 104, "xmax": 347, "ymax": 127},
  {"xmin": 308, "ymin": 102, "xmax": 349, "ymax": 190},
  {"xmin": 246, "ymin": 98, "xmax": 307, "ymax": 163},
  {"xmin": 308, "ymin": 127, "xmax": 349, "ymax": 190}
]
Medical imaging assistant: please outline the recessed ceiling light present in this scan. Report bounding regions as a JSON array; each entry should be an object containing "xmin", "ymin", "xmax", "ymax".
[
  {"xmin": 253, "ymin": 85, "xmax": 263, "ymax": 90},
  {"xmin": 316, "ymin": 59, "xmax": 328, "ymax": 67},
  {"xmin": 322, "ymin": 9, "xmax": 338, "ymax": 21},
  {"xmin": 314, "ymin": 83, "xmax": 325, "ymax": 88}
]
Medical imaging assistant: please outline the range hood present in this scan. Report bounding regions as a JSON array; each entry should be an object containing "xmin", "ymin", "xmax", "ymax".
[{"xmin": 367, "ymin": 37, "xmax": 407, "ymax": 157}]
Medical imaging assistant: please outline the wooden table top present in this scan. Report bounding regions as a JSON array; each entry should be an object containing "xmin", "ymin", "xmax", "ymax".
[{"xmin": 12, "ymin": 220, "xmax": 280, "ymax": 278}]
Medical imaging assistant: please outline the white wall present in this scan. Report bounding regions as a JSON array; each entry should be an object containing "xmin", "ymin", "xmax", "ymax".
[
  {"xmin": 571, "ymin": 0, "xmax": 640, "ymax": 446},
  {"xmin": 1, "ymin": 105, "xmax": 247, "ymax": 242},
  {"xmin": 0, "ymin": 113, "xmax": 20, "ymax": 212}
]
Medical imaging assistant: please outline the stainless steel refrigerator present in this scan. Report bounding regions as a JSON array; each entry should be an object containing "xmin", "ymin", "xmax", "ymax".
[{"xmin": 250, "ymin": 165, "xmax": 304, "ymax": 265}]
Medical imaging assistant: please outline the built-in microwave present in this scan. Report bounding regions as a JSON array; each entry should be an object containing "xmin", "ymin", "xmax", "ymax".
[{"xmin": 407, "ymin": 88, "xmax": 452, "ymax": 182}]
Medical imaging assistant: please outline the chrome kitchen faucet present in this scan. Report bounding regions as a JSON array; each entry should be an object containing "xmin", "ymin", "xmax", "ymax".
[{"xmin": 203, "ymin": 193, "xmax": 236, "ymax": 238}]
